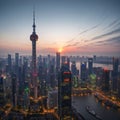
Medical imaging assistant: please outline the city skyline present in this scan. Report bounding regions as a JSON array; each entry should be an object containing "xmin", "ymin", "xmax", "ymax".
[{"xmin": 0, "ymin": 0, "xmax": 120, "ymax": 57}]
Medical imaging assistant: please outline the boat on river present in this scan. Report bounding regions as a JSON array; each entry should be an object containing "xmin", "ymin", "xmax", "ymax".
[{"xmin": 86, "ymin": 106, "xmax": 102, "ymax": 120}]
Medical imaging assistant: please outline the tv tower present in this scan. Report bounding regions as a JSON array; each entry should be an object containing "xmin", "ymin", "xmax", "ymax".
[{"xmin": 30, "ymin": 9, "xmax": 38, "ymax": 99}]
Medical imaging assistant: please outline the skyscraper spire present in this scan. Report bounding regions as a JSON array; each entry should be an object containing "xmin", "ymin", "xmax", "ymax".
[{"xmin": 33, "ymin": 7, "xmax": 36, "ymax": 33}]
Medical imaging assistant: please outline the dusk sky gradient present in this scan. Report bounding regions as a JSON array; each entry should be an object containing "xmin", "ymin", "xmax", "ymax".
[{"xmin": 0, "ymin": 0, "xmax": 120, "ymax": 57}]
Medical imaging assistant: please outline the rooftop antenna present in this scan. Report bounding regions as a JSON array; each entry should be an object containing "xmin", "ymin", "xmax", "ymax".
[{"xmin": 33, "ymin": 5, "xmax": 36, "ymax": 33}]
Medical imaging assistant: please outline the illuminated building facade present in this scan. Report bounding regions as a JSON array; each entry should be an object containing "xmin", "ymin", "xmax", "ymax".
[
  {"xmin": 58, "ymin": 66, "xmax": 72, "ymax": 120},
  {"xmin": 71, "ymin": 61, "xmax": 79, "ymax": 88},
  {"xmin": 30, "ymin": 10, "xmax": 38, "ymax": 99}
]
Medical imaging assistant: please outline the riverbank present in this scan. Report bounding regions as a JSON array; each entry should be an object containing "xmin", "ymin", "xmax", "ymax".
[{"xmin": 73, "ymin": 95, "xmax": 120, "ymax": 120}]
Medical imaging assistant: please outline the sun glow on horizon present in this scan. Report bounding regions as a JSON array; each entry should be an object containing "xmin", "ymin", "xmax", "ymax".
[{"xmin": 58, "ymin": 48, "xmax": 63, "ymax": 53}]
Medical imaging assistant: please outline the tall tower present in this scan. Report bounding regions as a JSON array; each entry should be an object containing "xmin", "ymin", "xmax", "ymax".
[
  {"xmin": 30, "ymin": 10, "xmax": 38, "ymax": 99},
  {"xmin": 58, "ymin": 66, "xmax": 72, "ymax": 120}
]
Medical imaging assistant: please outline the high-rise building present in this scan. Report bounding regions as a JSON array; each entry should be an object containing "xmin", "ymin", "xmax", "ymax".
[
  {"xmin": 66, "ymin": 57, "xmax": 70, "ymax": 70},
  {"xmin": 56, "ymin": 52, "xmax": 60, "ymax": 71},
  {"xmin": 61, "ymin": 56, "xmax": 70, "ymax": 69},
  {"xmin": 49, "ymin": 58, "xmax": 56, "ymax": 88},
  {"xmin": 80, "ymin": 62, "xmax": 87, "ymax": 82},
  {"xmin": 15, "ymin": 53, "xmax": 19, "ymax": 77},
  {"xmin": 71, "ymin": 61, "xmax": 77, "ymax": 76},
  {"xmin": 8, "ymin": 54, "xmax": 12, "ymax": 74},
  {"xmin": 30, "ymin": 10, "xmax": 38, "ymax": 99},
  {"xmin": 47, "ymin": 90, "xmax": 58, "ymax": 109},
  {"xmin": 11, "ymin": 74, "xmax": 17, "ymax": 107},
  {"xmin": 102, "ymin": 69, "xmax": 110, "ymax": 92},
  {"xmin": 0, "ymin": 76, "xmax": 6, "ymax": 106},
  {"xmin": 88, "ymin": 58, "xmax": 93, "ymax": 75},
  {"xmin": 118, "ymin": 74, "xmax": 120, "ymax": 98},
  {"xmin": 61, "ymin": 56, "xmax": 66, "ymax": 66},
  {"xmin": 58, "ymin": 66, "xmax": 72, "ymax": 120},
  {"xmin": 71, "ymin": 61, "xmax": 79, "ymax": 88},
  {"xmin": 112, "ymin": 57, "xmax": 119, "ymax": 91},
  {"xmin": 94, "ymin": 67, "xmax": 103, "ymax": 87}
]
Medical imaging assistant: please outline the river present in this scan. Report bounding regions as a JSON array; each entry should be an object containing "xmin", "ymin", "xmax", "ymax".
[
  {"xmin": 75, "ymin": 62, "xmax": 113, "ymax": 71},
  {"xmin": 72, "ymin": 95, "xmax": 120, "ymax": 120}
]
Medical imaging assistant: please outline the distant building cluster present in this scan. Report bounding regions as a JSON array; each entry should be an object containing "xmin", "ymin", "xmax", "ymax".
[{"xmin": 0, "ymin": 54, "xmax": 120, "ymax": 116}]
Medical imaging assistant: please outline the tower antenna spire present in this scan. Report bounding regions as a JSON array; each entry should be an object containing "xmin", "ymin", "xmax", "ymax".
[{"xmin": 33, "ymin": 5, "xmax": 36, "ymax": 33}]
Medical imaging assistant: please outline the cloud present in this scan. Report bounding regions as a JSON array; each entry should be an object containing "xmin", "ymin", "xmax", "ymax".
[
  {"xmin": 103, "ymin": 18, "xmax": 120, "ymax": 30},
  {"xmin": 91, "ymin": 28, "xmax": 120, "ymax": 41},
  {"xmin": 66, "ymin": 23, "xmax": 100, "ymax": 43},
  {"xmin": 66, "ymin": 38, "xmax": 75, "ymax": 43},
  {"xmin": 92, "ymin": 36, "xmax": 120, "ymax": 46},
  {"xmin": 112, "ymin": 22, "xmax": 120, "ymax": 29},
  {"xmin": 64, "ymin": 41, "xmax": 80, "ymax": 48},
  {"xmin": 40, "ymin": 47, "xmax": 56, "ymax": 53},
  {"xmin": 79, "ymin": 24, "xmax": 99, "ymax": 35},
  {"xmin": 105, "ymin": 36, "xmax": 120, "ymax": 43}
]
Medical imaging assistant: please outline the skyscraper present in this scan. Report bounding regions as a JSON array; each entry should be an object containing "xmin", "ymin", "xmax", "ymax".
[
  {"xmin": 71, "ymin": 61, "xmax": 77, "ymax": 76},
  {"xmin": 56, "ymin": 52, "xmax": 60, "ymax": 69},
  {"xmin": 8, "ymin": 54, "xmax": 12, "ymax": 74},
  {"xmin": 88, "ymin": 58, "xmax": 93, "ymax": 75},
  {"xmin": 71, "ymin": 61, "xmax": 79, "ymax": 88},
  {"xmin": 11, "ymin": 74, "xmax": 17, "ymax": 107},
  {"xmin": 66, "ymin": 57, "xmax": 70, "ymax": 70},
  {"xmin": 58, "ymin": 66, "xmax": 72, "ymax": 120},
  {"xmin": 61, "ymin": 56, "xmax": 66, "ymax": 66},
  {"xmin": 56, "ymin": 52, "xmax": 60, "ymax": 79},
  {"xmin": 112, "ymin": 57, "xmax": 119, "ymax": 91},
  {"xmin": 15, "ymin": 53, "xmax": 19, "ymax": 77},
  {"xmin": 118, "ymin": 74, "xmax": 120, "ymax": 98},
  {"xmin": 102, "ymin": 69, "xmax": 110, "ymax": 92},
  {"xmin": 80, "ymin": 62, "xmax": 87, "ymax": 82},
  {"xmin": 30, "ymin": 10, "xmax": 38, "ymax": 99},
  {"xmin": 0, "ymin": 76, "xmax": 6, "ymax": 106},
  {"xmin": 49, "ymin": 58, "xmax": 56, "ymax": 88}
]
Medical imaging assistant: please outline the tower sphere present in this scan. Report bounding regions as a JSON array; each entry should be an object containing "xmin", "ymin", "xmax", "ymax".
[{"xmin": 30, "ymin": 33, "xmax": 38, "ymax": 41}]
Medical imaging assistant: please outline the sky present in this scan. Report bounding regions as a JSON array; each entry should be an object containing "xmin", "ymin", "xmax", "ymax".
[{"xmin": 0, "ymin": 0, "xmax": 120, "ymax": 57}]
